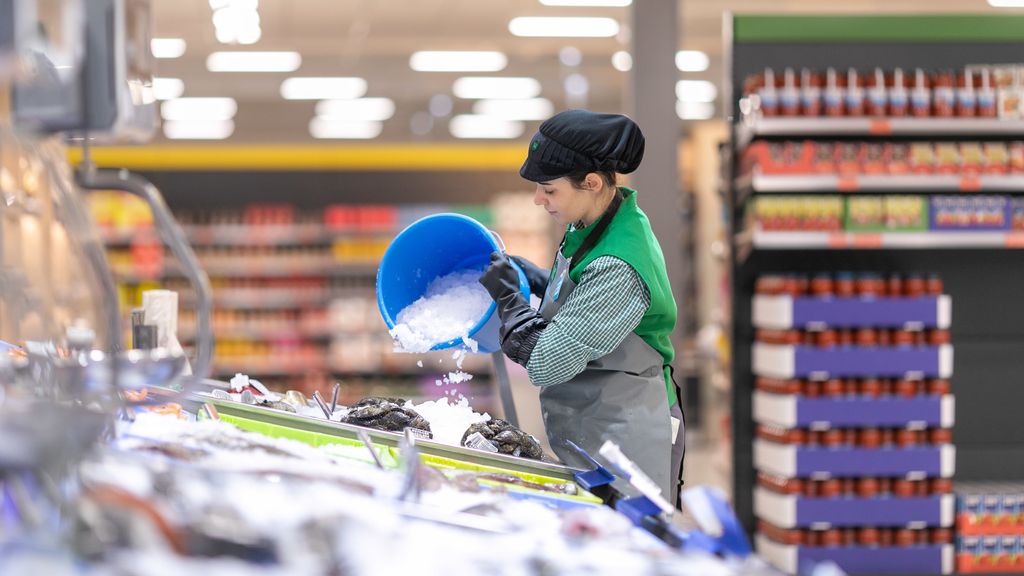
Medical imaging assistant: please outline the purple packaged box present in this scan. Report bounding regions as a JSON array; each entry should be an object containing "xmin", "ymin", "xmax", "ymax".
[{"xmin": 930, "ymin": 195, "xmax": 1010, "ymax": 231}]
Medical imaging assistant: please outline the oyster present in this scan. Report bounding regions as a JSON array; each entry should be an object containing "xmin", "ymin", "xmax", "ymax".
[
  {"xmin": 460, "ymin": 419, "xmax": 544, "ymax": 460},
  {"xmin": 341, "ymin": 397, "xmax": 432, "ymax": 438}
]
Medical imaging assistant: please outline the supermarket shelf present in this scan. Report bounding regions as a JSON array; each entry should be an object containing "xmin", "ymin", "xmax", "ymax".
[
  {"xmin": 753, "ymin": 390, "xmax": 955, "ymax": 429},
  {"xmin": 740, "ymin": 171, "xmax": 1024, "ymax": 195},
  {"xmin": 113, "ymin": 262, "xmax": 379, "ymax": 280},
  {"xmin": 756, "ymin": 534, "xmax": 954, "ymax": 575},
  {"xmin": 101, "ymin": 224, "xmax": 396, "ymax": 246},
  {"xmin": 744, "ymin": 230, "xmax": 1024, "ymax": 250},
  {"xmin": 210, "ymin": 363, "xmax": 493, "ymax": 379},
  {"xmin": 752, "ymin": 294, "xmax": 952, "ymax": 330},
  {"xmin": 179, "ymin": 327, "xmax": 335, "ymax": 341},
  {"xmin": 738, "ymin": 117, "xmax": 1024, "ymax": 146},
  {"xmin": 180, "ymin": 291, "xmax": 334, "ymax": 310},
  {"xmin": 754, "ymin": 439, "xmax": 957, "ymax": 478},
  {"xmin": 755, "ymin": 487, "xmax": 955, "ymax": 528},
  {"xmin": 752, "ymin": 342, "xmax": 954, "ymax": 379}
]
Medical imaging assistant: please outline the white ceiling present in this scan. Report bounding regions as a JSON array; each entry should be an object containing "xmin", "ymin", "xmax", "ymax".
[{"xmin": 149, "ymin": 0, "xmax": 1010, "ymax": 143}]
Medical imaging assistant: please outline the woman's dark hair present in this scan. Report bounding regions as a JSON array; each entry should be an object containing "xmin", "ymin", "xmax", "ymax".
[{"xmin": 566, "ymin": 170, "xmax": 617, "ymax": 191}]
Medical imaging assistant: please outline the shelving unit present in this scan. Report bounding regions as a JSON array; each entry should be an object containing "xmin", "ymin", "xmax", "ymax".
[{"xmin": 727, "ymin": 14, "xmax": 1024, "ymax": 575}]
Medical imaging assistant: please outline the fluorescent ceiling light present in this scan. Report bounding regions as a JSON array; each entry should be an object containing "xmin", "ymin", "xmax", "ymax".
[
  {"xmin": 676, "ymin": 50, "xmax": 709, "ymax": 72},
  {"xmin": 210, "ymin": 0, "xmax": 258, "ymax": 10},
  {"xmin": 410, "ymin": 51, "xmax": 507, "ymax": 72},
  {"xmin": 988, "ymin": 0, "xmax": 1024, "ymax": 6},
  {"xmin": 281, "ymin": 77, "xmax": 367, "ymax": 100},
  {"xmin": 449, "ymin": 115, "xmax": 524, "ymax": 139},
  {"xmin": 473, "ymin": 98, "xmax": 553, "ymax": 120},
  {"xmin": 212, "ymin": 6, "xmax": 260, "ymax": 31},
  {"xmin": 315, "ymin": 98, "xmax": 396, "ymax": 121},
  {"xmin": 676, "ymin": 80, "xmax": 717, "ymax": 103},
  {"xmin": 151, "ymin": 38, "xmax": 186, "ymax": 59},
  {"xmin": 163, "ymin": 120, "xmax": 235, "ymax": 140},
  {"xmin": 676, "ymin": 101, "xmax": 714, "ymax": 120},
  {"xmin": 160, "ymin": 97, "xmax": 237, "ymax": 121},
  {"xmin": 508, "ymin": 17, "xmax": 619, "ymax": 38},
  {"xmin": 611, "ymin": 51, "xmax": 632, "ymax": 72},
  {"xmin": 309, "ymin": 118, "xmax": 383, "ymax": 139},
  {"xmin": 540, "ymin": 0, "xmax": 631, "ymax": 5},
  {"xmin": 452, "ymin": 77, "xmax": 541, "ymax": 99},
  {"xmin": 152, "ymin": 78, "xmax": 184, "ymax": 100},
  {"xmin": 206, "ymin": 51, "xmax": 301, "ymax": 72}
]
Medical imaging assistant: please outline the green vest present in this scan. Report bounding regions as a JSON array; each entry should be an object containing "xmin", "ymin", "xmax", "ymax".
[{"xmin": 560, "ymin": 187, "xmax": 678, "ymax": 405}]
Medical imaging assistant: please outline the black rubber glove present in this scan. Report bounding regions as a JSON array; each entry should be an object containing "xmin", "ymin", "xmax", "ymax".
[
  {"xmin": 510, "ymin": 255, "xmax": 550, "ymax": 296},
  {"xmin": 479, "ymin": 252, "xmax": 548, "ymax": 367}
]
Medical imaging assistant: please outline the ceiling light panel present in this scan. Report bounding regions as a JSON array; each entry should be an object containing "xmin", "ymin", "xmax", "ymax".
[
  {"xmin": 152, "ymin": 78, "xmax": 184, "ymax": 100},
  {"xmin": 163, "ymin": 120, "xmax": 235, "ymax": 140},
  {"xmin": 675, "ymin": 50, "xmax": 709, "ymax": 72},
  {"xmin": 449, "ymin": 115, "xmax": 524, "ymax": 139},
  {"xmin": 151, "ymin": 38, "xmax": 186, "ymax": 59},
  {"xmin": 206, "ymin": 51, "xmax": 301, "ymax": 72},
  {"xmin": 309, "ymin": 118, "xmax": 383, "ymax": 139},
  {"xmin": 281, "ymin": 77, "xmax": 367, "ymax": 100},
  {"xmin": 410, "ymin": 51, "xmax": 507, "ymax": 72},
  {"xmin": 315, "ymin": 98, "xmax": 396, "ymax": 121},
  {"xmin": 452, "ymin": 77, "xmax": 541, "ymax": 99},
  {"xmin": 509, "ymin": 17, "xmax": 619, "ymax": 38},
  {"xmin": 675, "ymin": 80, "xmax": 717, "ymax": 103},
  {"xmin": 539, "ymin": 0, "xmax": 631, "ymax": 5},
  {"xmin": 160, "ymin": 97, "xmax": 238, "ymax": 121},
  {"xmin": 473, "ymin": 98, "xmax": 554, "ymax": 121},
  {"xmin": 676, "ymin": 101, "xmax": 714, "ymax": 120}
]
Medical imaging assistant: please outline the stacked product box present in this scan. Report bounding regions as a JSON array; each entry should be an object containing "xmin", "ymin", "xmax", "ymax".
[
  {"xmin": 751, "ymin": 272, "xmax": 956, "ymax": 575},
  {"xmin": 955, "ymin": 483, "xmax": 1024, "ymax": 573}
]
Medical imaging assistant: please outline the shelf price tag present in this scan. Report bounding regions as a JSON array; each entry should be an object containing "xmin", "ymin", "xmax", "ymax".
[
  {"xmin": 1004, "ymin": 233, "xmax": 1024, "ymax": 248},
  {"xmin": 826, "ymin": 233, "xmax": 849, "ymax": 248},
  {"xmin": 837, "ymin": 175, "xmax": 859, "ymax": 192},
  {"xmin": 868, "ymin": 120, "xmax": 892, "ymax": 135},
  {"xmin": 959, "ymin": 176, "xmax": 982, "ymax": 193},
  {"xmin": 851, "ymin": 233, "xmax": 883, "ymax": 248}
]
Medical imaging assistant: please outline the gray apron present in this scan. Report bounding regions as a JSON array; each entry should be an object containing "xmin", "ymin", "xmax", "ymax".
[{"xmin": 538, "ymin": 248, "xmax": 673, "ymax": 497}]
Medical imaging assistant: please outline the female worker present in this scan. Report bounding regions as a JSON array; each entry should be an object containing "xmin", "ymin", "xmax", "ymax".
[{"xmin": 479, "ymin": 109, "xmax": 684, "ymax": 504}]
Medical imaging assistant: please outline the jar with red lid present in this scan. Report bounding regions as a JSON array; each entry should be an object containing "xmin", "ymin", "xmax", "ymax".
[
  {"xmin": 879, "ymin": 379, "xmax": 894, "ymax": 396},
  {"xmin": 803, "ymin": 480, "xmax": 820, "ymax": 497},
  {"xmin": 858, "ymin": 527, "xmax": 880, "ymax": 546},
  {"xmin": 823, "ymin": 68, "xmax": 845, "ymax": 117},
  {"xmin": 917, "ymin": 529, "xmax": 931, "ymax": 545},
  {"xmin": 821, "ymin": 529, "xmax": 843, "ymax": 548},
  {"xmin": 838, "ymin": 328, "xmax": 854, "ymax": 347},
  {"xmin": 758, "ymin": 68, "xmax": 780, "ymax": 117},
  {"xmin": 910, "ymin": 69, "xmax": 932, "ymax": 118},
  {"xmin": 915, "ymin": 479, "xmax": 930, "ymax": 496},
  {"xmin": 877, "ymin": 329, "xmax": 892, "ymax": 347},
  {"xmin": 834, "ymin": 272, "xmax": 856, "ymax": 297},
  {"xmin": 929, "ymin": 428, "xmax": 953, "ymax": 445},
  {"xmin": 842, "ymin": 528, "xmax": 857, "ymax": 546},
  {"xmin": 893, "ymin": 329, "xmax": 916, "ymax": 347},
  {"xmin": 822, "ymin": 378, "xmax": 844, "ymax": 396},
  {"xmin": 841, "ymin": 477, "xmax": 856, "ymax": 496},
  {"xmin": 957, "ymin": 70, "xmax": 977, "ymax": 117},
  {"xmin": 931, "ymin": 528, "xmax": 953, "ymax": 544},
  {"xmin": 926, "ymin": 273, "xmax": 944, "ymax": 295},
  {"xmin": 806, "ymin": 430, "xmax": 824, "ymax": 446},
  {"xmin": 878, "ymin": 477, "xmax": 893, "ymax": 495},
  {"xmin": 845, "ymin": 68, "xmax": 866, "ymax": 116},
  {"xmin": 842, "ymin": 379, "xmax": 859, "ymax": 396},
  {"xmin": 795, "ymin": 274, "xmax": 810, "ymax": 296},
  {"xmin": 888, "ymin": 68, "xmax": 910, "ymax": 116},
  {"xmin": 856, "ymin": 476, "xmax": 880, "ymax": 498},
  {"xmin": 815, "ymin": 330, "xmax": 838, "ymax": 348},
  {"xmin": 800, "ymin": 68, "xmax": 823, "ymax": 116},
  {"xmin": 856, "ymin": 328, "xmax": 878, "ymax": 347},
  {"xmin": 756, "ymin": 274, "xmax": 787, "ymax": 295},
  {"xmin": 859, "ymin": 427, "xmax": 882, "ymax": 448},
  {"xmin": 894, "ymin": 379, "xmax": 919, "ymax": 398},
  {"xmin": 926, "ymin": 379, "xmax": 950, "ymax": 395},
  {"xmin": 859, "ymin": 377, "xmax": 882, "ymax": 398},
  {"xmin": 866, "ymin": 68, "xmax": 888, "ymax": 116},
  {"xmin": 913, "ymin": 330, "xmax": 927, "ymax": 346},
  {"xmin": 904, "ymin": 273, "xmax": 926, "ymax": 297},
  {"xmin": 886, "ymin": 273, "xmax": 904, "ymax": 297},
  {"xmin": 895, "ymin": 528, "xmax": 918, "ymax": 548},
  {"xmin": 803, "ymin": 380, "xmax": 822, "ymax": 398},
  {"xmin": 930, "ymin": 478, "xmax": 953, "ymax": 494},
  {"xmin": 933, "ymin": 70, "xmax": 956, "ymax": 117},
  {"xmin": 893, "ymin": 478, "xmax": 916, "ymax": 497},
  {"xmin": 820, "ymin": 478, "xmax": 843, "ymax": 497},
  {"xmin": 822, "ymin": 428, "xmax": 845, "ymax": 447},
  {"xmin": 782, "ymin": 274, "xmax": 802, "ymax": 297},
  {"xmin": 928, "ymin": 329, "xmax": 951, "ymax": 346},
  {"xmin": 880, "ymin": 428, "xmax": 896, "ymax": 446},
  {"xmin": 879, "ymin": 528, "xmax": 895, "ymax": 547},
  {"xmin": 856, "ymin": 273, "xmax": 883, "ymax": 297},
  {"xmin": 810, "ymin": 273, "xmax": 834, "ymax": 297},
  {"xmin": 803, "ymin": 530, "xmax": 821, "ymax": 547},
  {"xmin": 896, "ymin": 428, "xmax": 919, "ymax": 447}
]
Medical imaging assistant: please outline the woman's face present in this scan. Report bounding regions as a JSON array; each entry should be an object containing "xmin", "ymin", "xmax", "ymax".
[{"xmin": 532, "ymin": 175, "xmax": 603, "ymax": 227}]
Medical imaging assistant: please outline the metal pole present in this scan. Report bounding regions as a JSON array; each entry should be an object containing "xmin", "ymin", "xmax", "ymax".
[{"xmin": 490, "ymin": 351, "xmax": 518, "ymax": 427}]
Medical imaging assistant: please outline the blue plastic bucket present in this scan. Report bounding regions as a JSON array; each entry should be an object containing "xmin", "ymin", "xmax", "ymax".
[{"xmin": 376, "ymin": 213, "xmax": 529, "ymax": 353}]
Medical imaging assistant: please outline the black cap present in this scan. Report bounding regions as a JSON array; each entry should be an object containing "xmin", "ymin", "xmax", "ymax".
[{"xmin": 519, "ymin": 109, "xmax": 645, "ymax": 182}]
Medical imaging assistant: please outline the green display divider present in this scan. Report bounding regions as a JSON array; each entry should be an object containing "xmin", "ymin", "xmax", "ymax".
[
  {"xmin": 219, "ymin": 413, "xmax": 601, "ymax": 505},
  {"xmin": 734, "ymin": 15, "xmax": 1024, "ymax": 43}
]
